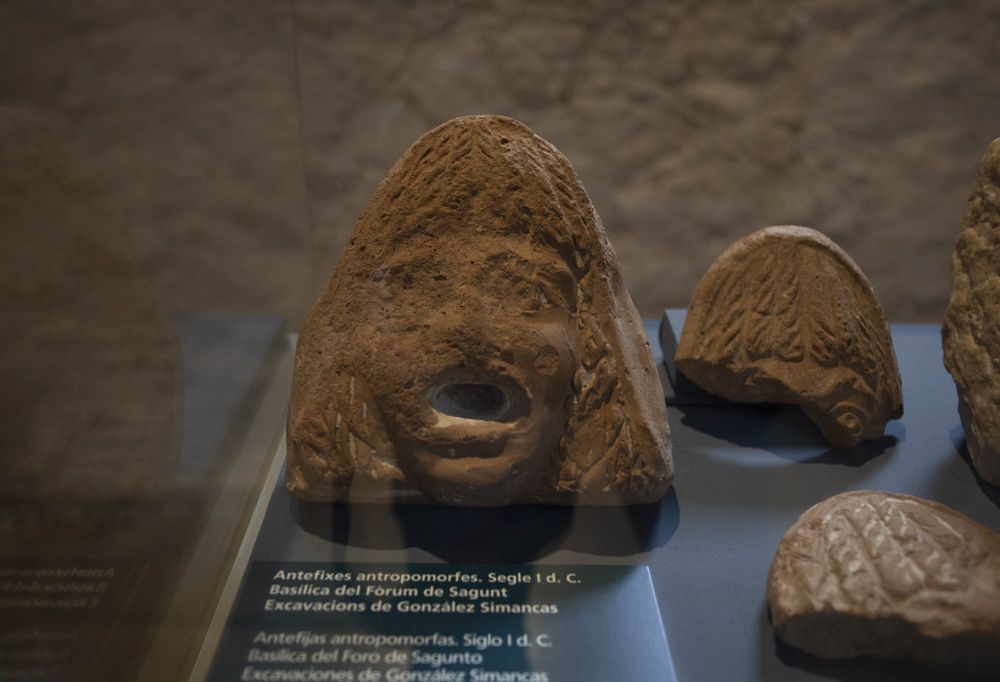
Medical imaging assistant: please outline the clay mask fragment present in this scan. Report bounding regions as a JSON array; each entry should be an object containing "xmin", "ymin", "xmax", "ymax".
[
  {"xmin": 767, "ymin": 491, "xmax": 1000, "ymax": 676},
  {"xmin": 675, "ymin": 226, "xmax": 902, "ymax": 448},
  {"xmin": 287, "ymin": 115, "xmax": 672, "ymax": 506},
  {"xmin": 942, "ymin": 138, "xmax": 1000, "ymax": 486}
]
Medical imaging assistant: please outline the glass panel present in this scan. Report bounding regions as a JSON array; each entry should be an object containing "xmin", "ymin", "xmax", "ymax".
[
  {"xmin": 1, "ymin": 3, "xmax": 303, "ymax": 680},
  {"xmin": 3, "ymin": 3, "xmax": 999, "ymax": 681}
]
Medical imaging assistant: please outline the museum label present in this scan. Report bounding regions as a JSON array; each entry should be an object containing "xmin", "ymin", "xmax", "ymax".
[{"xmin": 208, "ymin": 562, "xmax": 674, "ymax": 682}]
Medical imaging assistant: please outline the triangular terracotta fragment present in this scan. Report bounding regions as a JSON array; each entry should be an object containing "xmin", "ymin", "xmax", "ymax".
[{"xmin": 287, "ymin": 115, "xmax": 672, "ymax": 505}]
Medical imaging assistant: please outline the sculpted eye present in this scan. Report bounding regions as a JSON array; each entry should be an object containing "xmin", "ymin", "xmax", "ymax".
[
  {"xmin": 430, "ymin": 383, "xmax": 512, "ymax": 421},
  {"xmin": 831, "ymin": 400, "xmax": 865, "ymax": 440},
  {"xmin": 536, "ymin": 267, "xmax": 576, "ymax": 311}
]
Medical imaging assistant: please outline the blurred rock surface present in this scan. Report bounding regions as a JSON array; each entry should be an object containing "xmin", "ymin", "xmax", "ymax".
[{"xmin": 2, "ymin": 1, "xmax": 999, "ymax": 323}]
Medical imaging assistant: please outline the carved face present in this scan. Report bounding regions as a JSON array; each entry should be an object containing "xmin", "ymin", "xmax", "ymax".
[
  {"xmin": 286, "ymin": 115, "xmax": 673, "ymax": 506},
  {"xmin": 354, "ymin": 238, "xmax": 578, "ymax": 505}
]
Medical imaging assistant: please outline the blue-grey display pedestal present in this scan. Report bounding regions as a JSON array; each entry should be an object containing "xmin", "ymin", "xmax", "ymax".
[{"xmin": 200, "ymin": 314, "xmax": 1000, "ymax": 682}]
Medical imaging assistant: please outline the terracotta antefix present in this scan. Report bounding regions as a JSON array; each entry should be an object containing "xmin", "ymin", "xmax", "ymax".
[
  {"xmin": 767, "ymin": 491, "xmax": 1000, "ymax": 676},
  {"xmin": 287, "ymin": 115, "xmax": 672, "ymax": 506},
  {"xmin": 942, "ymin": 138, "xmax": 1000, "ymax": 487},
  {"xmin": 675, "ymin": 226, "xmax": 902, "ymax": 448}
]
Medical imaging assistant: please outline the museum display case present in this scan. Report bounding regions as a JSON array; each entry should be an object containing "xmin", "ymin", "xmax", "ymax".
[{"xmin": 2, "ymin": 3, "xmax": 999, "ymax": 681}]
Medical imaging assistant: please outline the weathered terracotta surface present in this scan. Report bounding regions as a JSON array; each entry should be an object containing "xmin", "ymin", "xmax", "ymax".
[
  {"xmin": 767, "ymin": 491, "xmax": 1000, "ymax": 675},
  {"xmin": 942, "ymin": 138, "xmax": 1000, "ymax": 487},
  {"xmin": 675, "ymin": 226, "xmax": 902, "ymax": 448},
  {"xmin": 287, "ymin": 115, "xmax": 672, "ymax": 506}
]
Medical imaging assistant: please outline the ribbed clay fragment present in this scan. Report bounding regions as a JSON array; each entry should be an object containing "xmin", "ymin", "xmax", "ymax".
[
  {"xmin": 767, "ymin": 491, "xmax": 1000, "ymax": 676},
  {"xmin": 287, "ymin": 115, "xmax": 672, "ymax": 506},
  {"xmin": 942, "ymin": 138, "xmax": 1000, "ymax": 487},
  {"xmin": 675, "ymin": 226, "xmax": 902, "ymax": 448}
]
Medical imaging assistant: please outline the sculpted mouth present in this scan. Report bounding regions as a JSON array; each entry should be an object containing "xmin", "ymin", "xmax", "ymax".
[
  {"xmin": 409, "ymin": 372, "xmax": 531, "ymax": 461},
  {"xmin": 413, "ymin": 418, "xmax": 512, "ymax": 460},
  {"xmin": 429, "ymin": 382, "xmax": 512, "ymax": 421},
  {"xmin": 423, "ymin": 438, "xmax": 508, "ymax": 459}
]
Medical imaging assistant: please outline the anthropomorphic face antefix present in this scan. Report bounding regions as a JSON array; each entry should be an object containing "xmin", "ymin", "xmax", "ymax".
[{"xmin": 287, "ymin": 115, "xmax": 672, "ymax": 506}]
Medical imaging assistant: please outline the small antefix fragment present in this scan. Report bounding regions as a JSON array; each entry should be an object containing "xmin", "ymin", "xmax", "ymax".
[
  {"xmin": 287, "ymin": 115, "xmax": 672, "ymax": 506},
  {"xmin": 675, "ymin": 225, "xmax": 902, "ymax": 448},
  {"xmin": 942, "ymin": 138, "xmax": 1000, "ymax": 487},
  {"xmin": 767, "ymin": 491, "xmax": 1000, "ymax": 676}
]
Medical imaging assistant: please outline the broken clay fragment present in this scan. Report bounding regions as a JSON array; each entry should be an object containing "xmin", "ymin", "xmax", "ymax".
[
  {"xmin": 767, "ymin": 491, "xmax": 1000, "ymax": 676},
  {"xmin": 287, "ymin": 115, "xmax": 672, "ymax": 506},
  {"xmin": 675, "ymin": 226, "xmax": 902, "ymax": 448},
  {"xmin": 942, "ymin": 138, "xmax": 1000, "ymax": 487}
]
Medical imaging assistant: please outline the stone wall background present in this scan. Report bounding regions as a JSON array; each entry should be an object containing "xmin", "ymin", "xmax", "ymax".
[{"xmin": 3, "ymin": 0, "xmax": 999, "ymax": 324}]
